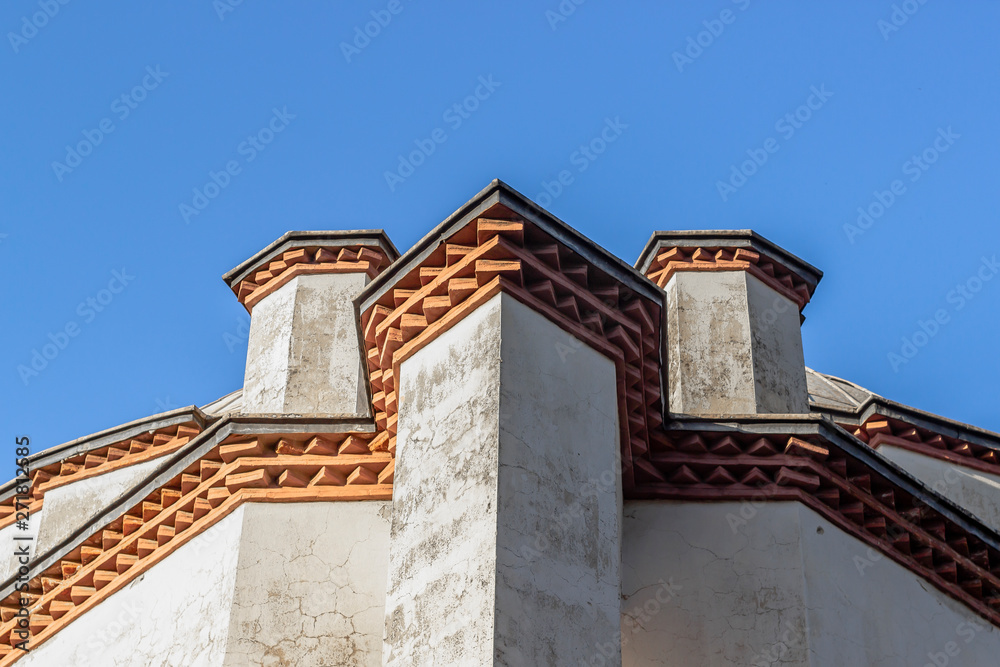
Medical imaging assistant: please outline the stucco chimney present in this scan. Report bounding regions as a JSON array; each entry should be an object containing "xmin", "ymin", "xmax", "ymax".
[
  {"xmin": 637, "ymin": 230, "xmax": 821, "ymax": 416},
  {"xmin": 223, "ymin": 231, "xmax": 398, "ymax": 416}
]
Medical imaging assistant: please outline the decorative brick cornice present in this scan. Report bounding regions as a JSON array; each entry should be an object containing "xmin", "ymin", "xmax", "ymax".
[
  {"xmin": 636, "ymin": 230, "xmax": 822, "ymax": 312},
  {"xmin": 0, "ymin": 422, "xmax": 201, "ymax": 532},
  {"xmin": 633, "ymin": 422, "xmax": 1000, "ymax": 627},
  {"xmin": 226, "ymin": 243, "xmax": 395, "ymax": 313},
  {"xmin": 358, "ymin": 206, "xmax": 667, "ymax": 492},
  {"xmin": 0, "ymin": 430, "xmax": 391, "ymax": 661},
  {"xmin": 644, "ymin": 245, "xmax": 814, "ymax": 310},
  {"xmin": 857, "ymin": 415, "xmax": 1000, "ymax": 477}
]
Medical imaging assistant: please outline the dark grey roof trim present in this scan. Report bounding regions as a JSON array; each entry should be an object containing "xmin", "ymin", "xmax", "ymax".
[
  {"xmin": 358, "ymin": 179, "xmax": 664, "ymax": 313},
  {"xmin": 0, "ymin": 415, "xmax": 376, "ymax": 599},
  {"xmin": 222, "ymin": 230, "xmax": 400, "ymax": 289},
  {"xmin": 0, "ymin": 407, "xmax": 209, "ymax": 503},
  {"xmin": 636, "ymin": 229, "xmax": 824, "ymax": 291}
]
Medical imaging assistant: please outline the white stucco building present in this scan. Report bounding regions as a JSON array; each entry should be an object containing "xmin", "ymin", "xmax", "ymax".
[{"xmin": 4, "ymin": 180, "xmax": 1000, "ymax": 665}]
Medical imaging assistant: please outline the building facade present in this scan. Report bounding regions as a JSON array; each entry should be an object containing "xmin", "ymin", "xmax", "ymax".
[{"xmin": 3, "ymin": 180, "xmax": 1000, "ymax": 665}]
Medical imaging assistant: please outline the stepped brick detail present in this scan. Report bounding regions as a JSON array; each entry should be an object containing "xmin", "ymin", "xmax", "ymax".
[
  {"xmin": 0, "ymin": 431, "xmax": 391, "ymax": 661},
  {"xmin": 0, "ymin": 423, "xmax": 202, "ymax": 532},
  {"xmin": 644, "ymin": 244, "xmax": 814, "ymax": 310},
  {"xmin": 359, "ymin": 209, "xmax": 666, "ymax": 491},
  {"xmin": 855, "ymin": 415, "xmax": 1000, "ymax": 476},
  {"xmin": 228, "ymin": 245, "xmax": 394, "ymax": 312},
  {"xmin": 633, "ymin": 428, "xmax": 1000, "ymax": 627}
]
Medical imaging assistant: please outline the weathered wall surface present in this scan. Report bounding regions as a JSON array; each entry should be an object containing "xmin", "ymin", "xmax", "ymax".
[
  {"xmin": 622, "ymin": 501, "xmax": 809, "ymax": 666},
  {"xmin": 745, "ymin": 273, "xmax": 809, "ymax": 414},
  {"xmin": 879, "ymin": 445, "xmax": 1000, "ymax": 532},
  {"xmin": 493, "ymin": 296, "xmax": 622, "ymax": 665},
  {"xmin": 622, "ymin": 500, "xmax": 1000, "ymax": 666},
  {"xmin": 243, "ymin": 277, "xmax": 296, "ymax": 413},
  {"xmin": 385, "ymin": 293, "xmax": 622, "ymax": 665},
  {"xmin": 20, "ymin": 506, "xmax": 246, "ymax": 667},
  {"xmin": 384, "ymin": 295, "xmax": 503, "ymax": 665},
  {"xmin": 664, "ymin": 271, "xmax": 756, "ymax": 415},
  {"xmin": 663, "ymin": 271, "xmax": 809, "ymax": 416},
  {"xmin": 243, "ymin": 272, "xmax": 370, "ymax": 416},
  {"xmin": 224, "ymin": 501, "xmax": 392, "ymax": 666},
  {"xmin": 797, "ymin": 504, "xmax": 1000, "ymax": 667}
]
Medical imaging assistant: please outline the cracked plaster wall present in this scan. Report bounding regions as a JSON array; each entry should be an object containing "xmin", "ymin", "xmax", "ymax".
[
  {"xmin": 622, "ymin": 500, "xmax": 1000, "ymax": 666},
  {"xmin": 384, "ymin": 293, "xmax": 622, "ymax": 665},
  {"xmin": 223, "ymin": 500, "xmax": 392, "ymax": 666}
]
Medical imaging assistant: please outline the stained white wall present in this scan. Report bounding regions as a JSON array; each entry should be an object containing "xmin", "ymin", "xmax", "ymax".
[
  {"xmin": 243, "ymin": 272, "xmax": 370, "ymax": 416},
  {"xmin": 622, "ymin": 500, "xmax": 1000, "ymax": 666},
  {"xmin": 385, "ymin": 293, "xmax": 622, "ymax": 665},
  {"xmin": 663, "ymin": 271, "xmax": 809, "ymax": 416}
]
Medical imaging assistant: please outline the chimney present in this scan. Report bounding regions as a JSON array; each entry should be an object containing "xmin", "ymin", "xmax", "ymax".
[
  {"xmin": 223, "ymin": 231, "xmax": 398, "ymax": 416},
  {"xmin": 637, "ymin": 230, "xmax": 822, "ymax": 416}
]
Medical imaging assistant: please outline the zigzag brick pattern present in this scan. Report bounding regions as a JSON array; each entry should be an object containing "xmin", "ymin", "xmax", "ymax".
[
  {"xmin": 230, "ymin": 245, "xmax": 393, "ymax": 312},
  {"xmin": 0, "ymin": 423, "xmax": 202, "ymax": 532},
  {"xmin": 645, "ymin": 244, "xmax": 813, "ymax": 310},
  {"xmin": 0, "ymin": 432, "xmax": 392, "ymax": 662},
  {"xmin": 855, "ymin": 415, "xmax": 1000, "ymax": 476},
  {"xmin": 359, "ymin": 211, "xmax": 666, "ymax": 491},
  {"xmin": 633, "ymin": 429, "xmax": 1000, "ymax": 626}
]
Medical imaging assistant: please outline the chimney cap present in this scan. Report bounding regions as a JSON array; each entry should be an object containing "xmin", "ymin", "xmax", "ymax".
[
  {"xmin": 635, "ymin": 229, "xmax": 823, "ymax": 292},
  {"xmin": 223, "ymin": 229, "xmax": 399, "ymax": 290}
]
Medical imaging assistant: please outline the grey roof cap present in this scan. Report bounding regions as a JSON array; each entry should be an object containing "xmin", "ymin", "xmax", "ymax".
[
  {"xmin": 636, "ymin": 229, "xmax": 823, "ymax": 293},
  {"xmin": 223, "ymin": 230, "xmax": 400, "ymax": 290}
]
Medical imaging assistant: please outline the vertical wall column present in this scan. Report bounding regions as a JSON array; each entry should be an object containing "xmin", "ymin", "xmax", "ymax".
[
  {"xmin": 639, "ymin": 231, "xmax": 822, "ymax": 416},
  {"xmin": 242, "ymin": 271, "xmax": 371, "ymax": 415},
  {"xmin": 222, "ymin": 231, "xmax": 397, "ymax": 417},
  {"xmin": 383, "ymin": 293, "xmax": 623, "ymax": 665}
]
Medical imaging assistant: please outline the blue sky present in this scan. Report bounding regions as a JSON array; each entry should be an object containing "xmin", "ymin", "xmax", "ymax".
[{"xmin": 2, "ymin": 1, "xmax": 998, "ymax": 473}]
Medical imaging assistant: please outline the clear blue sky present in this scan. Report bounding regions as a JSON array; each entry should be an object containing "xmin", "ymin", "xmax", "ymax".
[{"xmin": 3, "ymin": 2, "xmax": 998, "ymax": 474}]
